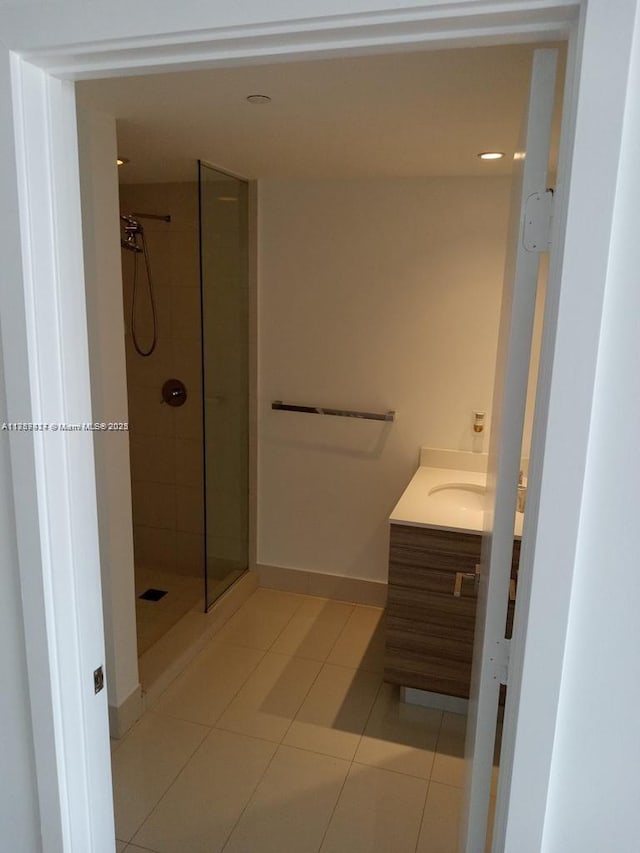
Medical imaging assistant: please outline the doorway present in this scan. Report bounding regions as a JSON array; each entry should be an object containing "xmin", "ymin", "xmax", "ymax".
[
  {"xmin": 15, "ymin": 4, "xmax": 626, "ymax": 846},
  {"xmin": 77, "ymin": 39, "xmax": 563, "ymax": 852}
]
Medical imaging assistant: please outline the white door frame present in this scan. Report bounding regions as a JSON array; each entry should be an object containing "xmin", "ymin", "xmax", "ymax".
[{"xmin": 1, "ymin": 1, "xmax": 638, "ymax": 850}]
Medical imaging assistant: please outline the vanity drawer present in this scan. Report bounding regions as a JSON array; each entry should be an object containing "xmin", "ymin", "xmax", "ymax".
[
  {"xmin": 389, "ymin": 524, "xmax": 520, "ymax": 585},
  {"xmin": 387, "ymin": 583, "xmax": 477, "ymax": 623},
  {"xmin": 389, "ymin": 561, "xmax": 479, "ymax": 595},
  {"xmin": 390, "ymin": 523, "xmax": 482, "ymax": 569},
  {"xmin": 386, "ymin": 612, "xmax": 475, "ymax": 660},
  {"xmin": 385, "ymin": 629, "xmax": 473, "ymax": 697}
]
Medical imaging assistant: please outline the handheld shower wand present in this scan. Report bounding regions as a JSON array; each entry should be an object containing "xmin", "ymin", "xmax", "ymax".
[{"xmin": 120, "ymin": 213, "xmax": 162, "ymax": 356}]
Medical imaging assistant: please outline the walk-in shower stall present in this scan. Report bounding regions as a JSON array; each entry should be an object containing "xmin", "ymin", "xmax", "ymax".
[{"xmin": 119, "ymin": 161, "xmax": 249, "ymax": 654}]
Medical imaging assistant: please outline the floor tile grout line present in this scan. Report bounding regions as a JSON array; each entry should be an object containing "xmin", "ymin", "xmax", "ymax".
[
  {"xmin": 218, "ymin": 737, "xmax": 283, "ymax": 853},
  {"xmin": 351, "ymin": 677, "xmax": 384, "ymax": 760},
  {"xmin": 261, "ymin": 592, "xmax": 351, "ymax": 746},
  {"xmin": 321, "ymin": 602, "xmax": 357, "ymax": 658},
  {"xmin": 270, "ymin": 602, "xmax": 356, "ymax": 660},
  {"xmin": 138, "ymin": 616, "xmax": 248, "ymax": 715},
  {"xmin": 315, "ymin": 752, "xmax": 354, "ymax": 853},
  {"xmin": 262, "ymin": 590, "xmax": 316, "ymax": 654},
  {"xmin": 322, "ymin": 602, "xmax": 358, "ymax": 663},
  {"xmin": 123, "ymin": 842, "xmax": 162, "ymax": 853},
  {"xmin": 149, "ymin": 594, "xmax": 337, "ymax": 739},
  {"xmin": 422, "ymin": 706, "xmax": 443, "ymax": 782},
  {"xmin": 432, "ymin": 707, "xmax": 447, "ymax": 760},
  {"xmin": 144, "ymin": 589, "xmax": 281, "ymax": 716},
  {"xmin": 210, "ymin": 647, "xmax": 270, "ymax": 726},
  {"xmin": 150, "ymin": 641, "xmax": 270, "ymax": 729},
  {"xmin": 350, "ymin": 758, "xmax": 435, "ymax": 782},
  {"xmin": 273, "ymin": 653, "xmax": 326, "ymax": 747},
  {"xmin": 413, "ymin": 777, "xmax": 435, "ymax": 853},
  {"xmin": 123, "ymin": 720, "xmax": 211, "ymax": 847}
]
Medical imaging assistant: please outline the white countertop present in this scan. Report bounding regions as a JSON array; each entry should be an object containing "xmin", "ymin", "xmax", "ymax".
[{"xmin": 390, "ymin": 465, "xmax": 523, "ymax": 539}]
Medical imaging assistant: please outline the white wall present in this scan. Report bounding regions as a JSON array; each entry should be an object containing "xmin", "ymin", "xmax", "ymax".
[
  {"xmin": 77, "ymin": 109, "xmax": 140, "ymax": 725},
  {"xmin": 258, "ymin": 176, "xmax": 512, "ymax": 581},
  {"xmin": 541, "ymin": 6, "xmax": 640, "ymax": 849},
  {"xmin": 0, "ymin": 346, "xmax": 41, "ymax": 851}
]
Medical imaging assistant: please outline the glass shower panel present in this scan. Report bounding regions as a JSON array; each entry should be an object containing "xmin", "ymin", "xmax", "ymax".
[{"xmin": 199, "ymin": 162, "xmax": 249, "ymax": 609}]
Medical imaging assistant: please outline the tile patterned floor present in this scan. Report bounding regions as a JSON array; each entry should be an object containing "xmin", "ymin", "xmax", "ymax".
[{"xmin": 112, "ymin": 588, "xmax": 495, "ymax": 853}]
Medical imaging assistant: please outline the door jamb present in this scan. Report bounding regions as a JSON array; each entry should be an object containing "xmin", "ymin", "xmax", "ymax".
[{"xmin": 4, "ymin": 1, "xmax": 627, "ymax": 849}]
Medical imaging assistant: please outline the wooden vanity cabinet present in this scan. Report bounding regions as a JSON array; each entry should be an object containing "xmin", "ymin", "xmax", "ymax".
[{"xmin": 384, "ymin": 523, "xmax": 520, "ymax": 699}]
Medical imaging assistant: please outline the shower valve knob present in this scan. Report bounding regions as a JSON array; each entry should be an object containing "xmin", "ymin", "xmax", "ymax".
[{"xmin": 161, "ymin": 379, "xmax": 187, "ymax": 407}]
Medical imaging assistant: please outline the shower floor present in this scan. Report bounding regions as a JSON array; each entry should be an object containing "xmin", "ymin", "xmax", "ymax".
[{"xmin": 134, "ymin": 566, "xmax": 203, "ymax": 656}]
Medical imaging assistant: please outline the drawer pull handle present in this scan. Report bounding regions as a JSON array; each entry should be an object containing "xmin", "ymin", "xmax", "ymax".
[
  {"xmin": 454, "ymin": 564, "xmax": 481, "ymax": 597},
  {"xmin": 509, "ymin": 578, "xmax": 517, "ymax": 601}
]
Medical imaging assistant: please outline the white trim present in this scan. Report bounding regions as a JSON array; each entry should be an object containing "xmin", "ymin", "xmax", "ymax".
[
  {"xmin": 248, "ymin": 180, "xmax": 259, "ymax": 575},
  {"xmin": 497, "ymin": 2, "xmax": 640, "ymax": 849},
  {"xmin": 401, "ymin": 687, "xmax": 469, "ymax": 715},
  {"xmin": 107, "ymin": 685, "xmax": 143, "ymax": 741},
  {"xmin": 19, "ymin": 2, "xmax": 578, "ymax": 79},
  {"xmin": 8, "ymin": 55, "xmax": 113, "ymax": 852},
  {"xmin": 464, "ymin": 46, "xmax": 559, "ymax": 851}
]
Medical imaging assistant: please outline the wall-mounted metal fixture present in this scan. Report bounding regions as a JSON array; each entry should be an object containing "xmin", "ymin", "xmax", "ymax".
[
  {"xmin": 131, "ymin": 212, "xmax": 172, "ymax": 223},
  {"xmin": 272, "ymin": 401, "xmax": 395, "ymax": 423},
  {"xmin": 93, "ymin": 666, "xmax": 104, "ymax": 694},
  {"xmin": 453, "ymin": 563, "xmax": 481, "ymax": 597},
  {"xmin": 162, "ymin": 379, "xmax": 187, "ymax": 407}
]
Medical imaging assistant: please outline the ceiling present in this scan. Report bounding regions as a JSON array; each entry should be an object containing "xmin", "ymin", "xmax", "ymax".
[{"xmin": 76, "ymin": 43, "xmax": 565, "ymax": 184}]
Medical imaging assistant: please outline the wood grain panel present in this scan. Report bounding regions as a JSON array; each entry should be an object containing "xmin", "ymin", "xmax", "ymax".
[
  {"xmin": 386, "ymin": 618, "xmax": 474, "ymax": 663},
  {"xmin": 388, "ymin": 562, "xmax": 478, "ymax": 597},
  {"xmin": 384, "ymin": 522, "xmax": 521, "ymax": 698},
  {"xmin": 387, "ymin": 584, "xmax": 476, "ymax": 622},
  {"xmin": 390, "ymin": 524, "xmax": 482, "ymax": 573},
  {"xmin": 384, "ymin": 646, "xmax": 472, "ymax": 697},
  {"xmin": 386, "ymin": 614, "xmax": 475, "ymax": 648}
]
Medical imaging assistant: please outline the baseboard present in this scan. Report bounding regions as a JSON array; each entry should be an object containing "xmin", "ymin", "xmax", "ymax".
[
  {"xmin": 256, "ymin": 563, "xmax": 387, "ymax": 607},
  {"xmin": 109, "ymin": 683, "xmax": 143, "ymax": 739},
  {"xmin": 401, "ymin": 686, "xmax": 468, "ymax": 715}
]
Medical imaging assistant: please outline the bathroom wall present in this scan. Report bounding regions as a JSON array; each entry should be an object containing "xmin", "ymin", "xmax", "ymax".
[
  {"xmin": 0, "ymin": 341, "xmax": 41, "ymax": 851},
  {"xmin": 78, "ymin": 108, "xmax": 140, "ymax": 728},
  {"xmin": 258, "ymin": 175, "xmax": 515, "ymax": 583},
  {"xmin": 118, "ymin": 182, "xmax": 204, "ymax": 577}
]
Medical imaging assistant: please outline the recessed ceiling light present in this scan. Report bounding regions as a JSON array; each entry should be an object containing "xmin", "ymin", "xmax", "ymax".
[
  {"xmin": 477, "ymin": 151, "xmax": 505, "ymax": 161},
  {"xmin": 246, "ymin": 94, "xmax": 271, "ymax": 104},
  {"xmin": 117, "ymin": 157, "xmax": 129, "ymax": 166}
]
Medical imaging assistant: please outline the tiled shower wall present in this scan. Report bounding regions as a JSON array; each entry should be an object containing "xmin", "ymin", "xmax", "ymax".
[{"xmin": 119, "ymin": 182, "xmax": 204, "ymax": 577}]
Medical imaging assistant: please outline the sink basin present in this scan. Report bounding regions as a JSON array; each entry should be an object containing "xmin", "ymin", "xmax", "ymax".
[{"xmin": 428, "ymin": 482, "xmax": 486, "ymax": 512}]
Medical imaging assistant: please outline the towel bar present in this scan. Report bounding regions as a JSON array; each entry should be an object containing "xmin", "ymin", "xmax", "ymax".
[{"xmin": 271, "ymin": 401, "xmax": 395, "ymax": 422}]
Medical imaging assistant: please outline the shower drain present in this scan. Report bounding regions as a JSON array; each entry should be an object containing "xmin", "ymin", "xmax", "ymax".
[{"xmin": 138, "ymin": 588, "xmax": 168, "ymax": 602}]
